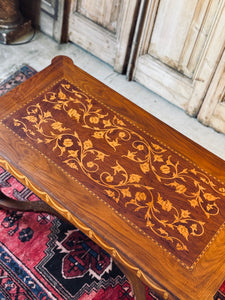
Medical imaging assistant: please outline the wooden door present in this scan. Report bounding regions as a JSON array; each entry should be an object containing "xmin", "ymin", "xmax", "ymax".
[
  {"xmin": 21, "ymin": 0, "xmax": 66, "ymax": 42},
  {"xmin": 130, "ymin": 0, "xmax": 225, "ymax": 116},
  {"xmin": 197, "ymin": 49, "xmax": 225, "ymax": 134},
  {"xmin": 68, "ymin": 0, "xmax": 139, "ymax": 73},
  {"xmin": 40, "ymin": 0, "xmax": 68, "ymax": 42}
]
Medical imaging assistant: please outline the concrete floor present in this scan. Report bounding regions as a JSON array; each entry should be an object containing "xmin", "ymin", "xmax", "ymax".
[{"xmin": 0, "ymin": 31, "xmax": 225, "ymax": 161}]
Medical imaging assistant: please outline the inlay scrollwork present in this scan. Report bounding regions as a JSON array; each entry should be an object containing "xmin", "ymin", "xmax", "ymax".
[{"xmin": 4, "ymin": 79, "xmax": 225, "ymax": 268}]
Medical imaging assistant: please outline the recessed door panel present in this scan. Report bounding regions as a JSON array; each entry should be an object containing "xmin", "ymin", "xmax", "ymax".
[
  {"xmin": 132, "ymin": 0, "xmax": 225, "ymax": 115},
  {"xmin": 69, "ymin": 0, "xmax": 139, "ymax": 72}
]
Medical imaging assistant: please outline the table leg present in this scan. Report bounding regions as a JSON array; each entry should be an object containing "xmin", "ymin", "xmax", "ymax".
[
  {"xmin": 114, "ymin": 258, "xmax": 174, "ymax": 300},
  {"xmin": 0, "ymin": 190, "xmax": 65, "ymax": 221},
  {"xmin": 114, "ymin": 258, "xmax": 147, "ymax": 299}
]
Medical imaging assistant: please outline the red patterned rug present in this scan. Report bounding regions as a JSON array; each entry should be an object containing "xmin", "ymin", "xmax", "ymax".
[
  {"xmin": 0, "ymin": 67, "xmax": 158, "ymax": 300},
  {"xmin": 0, "ymin": 65, "xmax": 224, "ymax": 300}
]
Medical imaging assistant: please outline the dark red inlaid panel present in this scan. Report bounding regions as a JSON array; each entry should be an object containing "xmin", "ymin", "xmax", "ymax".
[{"xmin": 3, "ymin": 79, "xmax": 225, "ymax": 268}]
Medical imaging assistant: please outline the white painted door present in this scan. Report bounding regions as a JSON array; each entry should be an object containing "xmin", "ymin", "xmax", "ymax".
[
  {"xmin": 198, "ymin": 49, "xmax": 225, "ymax": 134},
  {"xmin": 68, "ymin": 0, "xmax": 139, "ymax": 73},
  {"xmin": 40, "ymin": 0, "xmax": 65, "ymax": 42},
  {"xmin": 131, "ymin": 0, "xmax": 225, "ymax": 116}
]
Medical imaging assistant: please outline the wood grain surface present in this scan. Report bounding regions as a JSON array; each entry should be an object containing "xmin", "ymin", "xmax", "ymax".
[{"xmin": 0, "ymin": 56, "xmax": 225, "ymax": 300}]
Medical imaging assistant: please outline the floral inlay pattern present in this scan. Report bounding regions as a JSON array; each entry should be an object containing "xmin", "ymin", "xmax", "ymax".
[{"xmin": 3, "ymin": 79, "xmax": 225, "ymax": 268}]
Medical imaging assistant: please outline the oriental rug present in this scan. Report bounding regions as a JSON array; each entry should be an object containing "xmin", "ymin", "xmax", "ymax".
[
  {"xmin": 0, "ymin": 67, "xmax": 158, "ymax": 300},
  {"xmin": 0, "ymin": 65, "xmax": 36, "ymax": 97}
]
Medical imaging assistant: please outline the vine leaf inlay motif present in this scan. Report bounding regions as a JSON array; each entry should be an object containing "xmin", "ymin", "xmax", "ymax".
[{"xmin": 5, "ymin": 79, "xmax": 225, "ymax": 267}]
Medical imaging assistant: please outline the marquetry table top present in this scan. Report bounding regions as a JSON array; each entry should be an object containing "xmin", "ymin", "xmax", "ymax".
[{"xmin": 0, "ymin": 56, "xmax": 225, "ymax": 300}]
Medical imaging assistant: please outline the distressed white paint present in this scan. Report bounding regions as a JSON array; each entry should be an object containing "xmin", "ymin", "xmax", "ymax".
[
  {"xmin": 198, "ymin": 49, "xmax": 225, "ymax": 134},
  {"xmin": 133, "ymin": 0, "xmax": 225, "ymax": 116},
  {"xmin": 69, "ymin": 0, "xmax": 139, "ymax": 72},
  {"xmin": 149, "ymin": 0, "xmax": 198, "ymax": 74},
  {"xmin": 77, "ymin": 0, "xmax": 120, "ymax": 33},
  {"xmin": 39, "ymin": 0, "xmax": 65, "ymax": 42}
]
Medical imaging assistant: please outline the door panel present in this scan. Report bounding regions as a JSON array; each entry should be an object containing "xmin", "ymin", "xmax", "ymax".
[
  {"xmin": 69, "ymin": 0, "xmax": 139, "ymax": 73},
  {"xmin": 77, "ymin": 0, "xmax": 120, "ymax": 33},
  {"xmin": 21, "ymin": 0, "xmax": 65, "ymax": 42},
  {"xmin": 198, "ymin": 49, "xmax": 225, "ymax": 134},
  {"xmin": 131, "ymin": 0, "xmax": 225, "ymax": 115},
  {"xmin": 149, "ymin": 0, "xmax": 198, "ymax": 77}
]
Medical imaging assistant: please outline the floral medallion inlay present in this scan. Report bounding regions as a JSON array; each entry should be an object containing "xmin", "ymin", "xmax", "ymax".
[{"xmin": 3, "ymin": 79, "xmax": 225, "ymax": 268}]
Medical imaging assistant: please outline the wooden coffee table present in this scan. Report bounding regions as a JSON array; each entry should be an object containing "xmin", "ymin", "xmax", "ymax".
[{"xmin": 0, "ymin": 56, "xmax": 225, "ymax": 300}]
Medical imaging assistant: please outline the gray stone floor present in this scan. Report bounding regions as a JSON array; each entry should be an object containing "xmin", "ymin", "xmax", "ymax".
[{"xmin": 0, "ymin": 31, "xmax": 225, "ymax": 160}]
